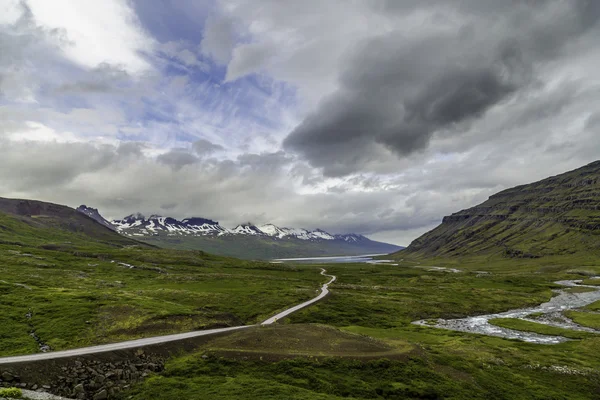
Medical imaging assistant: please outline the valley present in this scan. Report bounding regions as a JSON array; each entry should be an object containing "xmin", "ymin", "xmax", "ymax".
[{"xmin": 3, "ymin": 161, "xmax": 600, "ymax": 399}]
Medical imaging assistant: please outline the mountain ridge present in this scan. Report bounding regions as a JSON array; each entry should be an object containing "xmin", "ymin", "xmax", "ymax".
[
  {"xmin": 77, "ymin": 206, "xmax": 403, "ymax": 259},
  {"xmin": 400, "ymin": 160, "xmax": 600, "ymax": 258}
]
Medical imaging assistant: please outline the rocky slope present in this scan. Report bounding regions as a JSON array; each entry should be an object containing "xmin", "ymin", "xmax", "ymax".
[
  {"xmin": 76, "ymin": 205, "xmax": 115, "ymax": 231},
  {"xmin": 402, "ymin": 160, "xmax": 600, "ymax": 258},
  {"xmin": 82, "ymin": 210, "xmax": 402, "ymax": 259}
]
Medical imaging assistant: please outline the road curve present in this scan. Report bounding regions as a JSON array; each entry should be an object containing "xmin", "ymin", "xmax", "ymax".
[
  {"xmin": 261, "ymin": 269, "xmax": 336, "ymax": 325},
  {"xmin": 0, "ymin": 269, "xmax": 335, "ymax": 364}
]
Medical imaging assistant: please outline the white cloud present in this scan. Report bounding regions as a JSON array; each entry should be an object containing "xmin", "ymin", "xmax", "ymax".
[
  {"xmin": 25, "ymin": 0, "xmax": 154, "ymax": 73},
  {"xmin": 0, "ymin": 0, "xmax": 21, "ymax": 25}
]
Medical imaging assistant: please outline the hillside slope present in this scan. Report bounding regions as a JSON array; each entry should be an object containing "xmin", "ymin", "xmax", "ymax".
[
  {"xmin": 402, "ymin": 161, "xmax": 600, "ymax": 258},
  {"xmin": 0, "ymin": 197, "xmax": 144, "ymax": 248}
]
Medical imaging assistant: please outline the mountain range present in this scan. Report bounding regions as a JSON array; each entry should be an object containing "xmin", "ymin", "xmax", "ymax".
[
  {"xmin": 399, "ymin": 160, "xmax": 600, "ymax": 259},
  {"xmin": 76, "ymin": 206, "xmax": 403, "ymax": 259}
]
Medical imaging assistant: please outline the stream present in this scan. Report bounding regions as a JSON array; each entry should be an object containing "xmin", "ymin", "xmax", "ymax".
[{"xmin": 414, "ymin": 278, "xmax": 600, "ymax": 344}]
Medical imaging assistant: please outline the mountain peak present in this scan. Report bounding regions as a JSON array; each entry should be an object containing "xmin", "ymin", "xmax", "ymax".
[
  {"xmin": 123, "ymin": 212, "xmax": 146, "ymax": 220},
  {"xmin": 76, "ymin": 205, "xmax": 116, "ymax": 231}
]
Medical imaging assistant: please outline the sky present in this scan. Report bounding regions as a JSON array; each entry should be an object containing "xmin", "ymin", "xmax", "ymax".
[{"xmin": 1, "ymin": 0, "xmax": 600, "ymax": 246}]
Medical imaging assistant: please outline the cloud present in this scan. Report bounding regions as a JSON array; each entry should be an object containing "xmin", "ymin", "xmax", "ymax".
[
  {"xmin": 156, "ymin": 149, "xmax": 199, "ymax": 169},
  {"xmin": 25, "ymin": 0, "xmax": 154, "ymax": 74},
  {"xmin": 282, "ymin": 0, "xmax": 600, "ymax": 175},
  {"xmin": 226, "ymin": 42, "xmax": 275, "ymax": 81},
  {"xmin": 192, "ymin": 138, "xmax": 224, "ymax": 156},
  {"xmin": 2, "ymin": 0, "xmax": 600, "ymax": 246},
  {"xmin": 200, "ymin": 14, "xmax": 236, "ymax": 64}
]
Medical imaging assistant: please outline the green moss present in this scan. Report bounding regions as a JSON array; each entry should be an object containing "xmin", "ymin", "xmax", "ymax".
[
  {"xmin": 0, "ymin": 387, "xmax": 22, "ymax": 398},
  {"xmin": 488, "ymin": 318, "xmax": 595, "ymax": 339},
  {"xmin": 565, "ymin": 311, "xmax": 600, "ymax": 330}
]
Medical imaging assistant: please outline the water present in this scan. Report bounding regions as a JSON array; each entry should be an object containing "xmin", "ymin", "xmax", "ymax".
[
  {"xmin": 414, "ymin": 278, "xmax": 600, "ymax": 344},
  {"xmin": 273, "ymin": 254, "xmax": 393, "ymax": 264}
]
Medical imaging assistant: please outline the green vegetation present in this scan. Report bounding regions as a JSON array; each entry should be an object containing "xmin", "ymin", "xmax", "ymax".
[
  {"xmin": 125, "ymin": 257, "xmax": 600, "ymax": 399},
  {"xmin": 566, "ymin": 311, "xmax": 600, "ymax": 330},
  {"xmin": 0, "ymin": 388, "xmax": 22, "ymax": 398},
  {"xmin": 488, "ymin": 318, "xmax": 595, "ymax": 340},
  {"xmin": 564, "ymin": 286, "xmax": 598, "ymax": 293},
  {"xmin": 198, "ymin": 324, "xmax": 403, "ymax": 358},
  {"xmin": 3, "ymin": 196, "xmax": 600, "ymax": 398},
  {"xmin": 581, "ymin": 278, "xmax": 600, "ymax": 286},
  {"xmin": 0, "ymin": 207, "xmax": 324, "ymax": 356},
  {"xmin": 585, "ymin": 300, "xmax": 600, "ymax": 311}
]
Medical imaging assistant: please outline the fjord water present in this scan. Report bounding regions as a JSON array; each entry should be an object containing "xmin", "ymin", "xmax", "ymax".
[{"xmin": 273, "ymin": 254, "xmax": 389, "ymax": 264}]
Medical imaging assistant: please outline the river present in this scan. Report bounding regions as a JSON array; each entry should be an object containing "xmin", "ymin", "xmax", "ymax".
[{"xmin": 414, "ymin": 278, "xmax": 600, "ymax": 343}]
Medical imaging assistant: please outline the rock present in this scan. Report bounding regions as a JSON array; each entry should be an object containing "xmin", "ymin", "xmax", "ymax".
[
  {"xmin": 73, "ymin": 383, "xmax": 85, "ymax": 394},
  {"xmin": 1, "ymin": 372, "xmax": 14, "ymax": 382},
  {"xmin": 93, "ymin": 388, "xmax": 108, "ymax": 400}
]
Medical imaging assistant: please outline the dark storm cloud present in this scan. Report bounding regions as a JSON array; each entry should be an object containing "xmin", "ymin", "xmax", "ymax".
[
  {"xmin": 284, "ymin": 0, "xmax": 600, "ymax": 176},
  {"xmin": 192, "ymin": 138, "xmax": 224, "ymax": 156},
  {"xmin": 156, "ymin": 149, "xmax": 199, "ymax": 169}
]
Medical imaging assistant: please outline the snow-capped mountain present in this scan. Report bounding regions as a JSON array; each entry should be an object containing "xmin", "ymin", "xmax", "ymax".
[
  {"xmin": 108, "ymin": 212, "xmax": 355, "ymax": 241},
  {"xmin": 258, "ymin": 224, "xmax": 336, "ymax": 240},
  {"xmin": 112, "ymin": 214, "xmax": 227, "ymax": 237},
  {"xmin": 75, "ymin": 206, "xmax": 403, "ymax": 259}
]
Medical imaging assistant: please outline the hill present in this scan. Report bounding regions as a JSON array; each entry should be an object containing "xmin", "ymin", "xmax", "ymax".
[
  {"xmin": 401, "ymin": 160, "xmax": 600, "ymax": 258},
  {"xmin": 0, "ymin": 198, "xmax": 144, "ymax": 248}
]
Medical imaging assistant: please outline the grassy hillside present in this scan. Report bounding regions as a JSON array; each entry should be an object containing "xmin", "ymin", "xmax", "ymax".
[
  {"xmin": 400, "ymin": 160, "xmax": 600, "ymax": 258},
  {"xmin": 0, "ymin": 200, "xmax": 325, "ymax": 356},
  {"xmin": 138, "ymin": 233, "xmax": 402, "ymax": 260}
]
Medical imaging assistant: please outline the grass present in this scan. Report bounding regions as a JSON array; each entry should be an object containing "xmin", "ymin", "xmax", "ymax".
[
  {"xmin": 0, "ymin": 388, "xmax": 22, "ymax": 398},
  {"xmin": 0, "ymin": 212, "xmax": 326, "ymax": 356},
  {"xmin": 3, "ymin": 203, "xmax": 600, "ymax": 399},
  {"xmin": 199, "ymin": 324, "xmax": 403, "ymax": 358},
  {"xmin": 581, "ymin": 278, "xmax": 600, "ymax": 286},
  {"xmin": 488, "ymin": 318, "xmax": 595, "ymax": 340},
  {"xmin": 565, "ymin": 311, "xmax": 600, "ymax": 330},
  {"xmin": 585, "ymin": 300, "xmax": 600, "ymax": 311},
  {"xmin": 124, "ymin": 257, "xmax": 600, "ymax": 399}
]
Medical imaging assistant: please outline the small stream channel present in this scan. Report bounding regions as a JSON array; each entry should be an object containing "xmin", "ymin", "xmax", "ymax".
[{"xmin": 414, "ymin": 278, "xmax": 600, "ymax": 344}]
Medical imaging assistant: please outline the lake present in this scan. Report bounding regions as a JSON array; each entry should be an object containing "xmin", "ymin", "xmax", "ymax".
[{"xmin": 272, "ymin": 254, "xmax": 395, "ymax": 264}]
